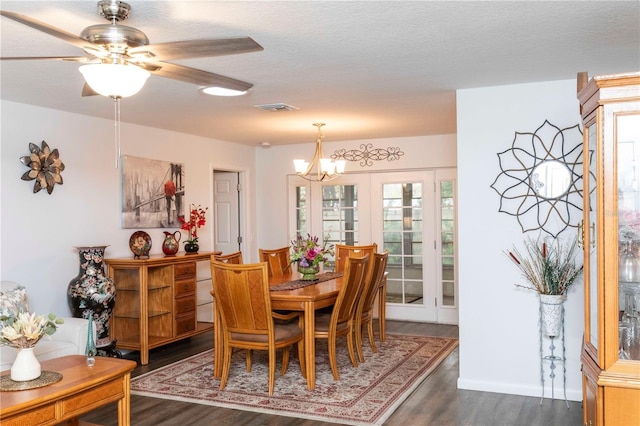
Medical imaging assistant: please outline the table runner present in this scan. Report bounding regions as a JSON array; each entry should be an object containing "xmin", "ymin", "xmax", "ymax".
[{"xmin": 270, "ymin": 271, "xmax": 343, "ymax": 291}]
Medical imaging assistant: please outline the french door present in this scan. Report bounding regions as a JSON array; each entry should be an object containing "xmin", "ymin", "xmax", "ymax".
[
  {"xmin": 288, "ymin": 169, "xmax": 457, "ymax": 323},
  {"xmin": 370, "ymin": 171, "xmax": 436, "ymax": 322}
]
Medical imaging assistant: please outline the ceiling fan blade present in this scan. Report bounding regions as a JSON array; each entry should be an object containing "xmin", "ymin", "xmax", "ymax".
[
  {"xmin": 148, "ymin": 61, "xmax": 254, "ymax": 92},
  {"xmin": 128, "ymin": 37, "xmax": 263, "ymax": 61},
  {"xmin": 0, "ymin": 10, "xmax": 104, "ymax": 54},
  {"xmin": 0, "ymin": 56, "xmax": 92, "ymax": 62}
]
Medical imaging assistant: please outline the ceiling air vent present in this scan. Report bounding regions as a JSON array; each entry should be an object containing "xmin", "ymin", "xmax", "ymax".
[{"xmin": 254, "ymin": 103, "xmax": 299, "ymax": 112}]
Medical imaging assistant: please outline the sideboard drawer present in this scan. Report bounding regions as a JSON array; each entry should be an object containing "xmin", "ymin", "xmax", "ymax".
[
  {"xmin": 175, "ymin": 314, "xmax": 196, "ymax": 335},
  {"xmin": 175, "ymin": 296, "xmax": 196, "ymax": 315},
  {"xmin": 174, "ymin": 262, "xmax": 196, "ymax": 279},
  {"xmin": 175, "ymin": 279, "xmax": 196, "ymax": 297}
]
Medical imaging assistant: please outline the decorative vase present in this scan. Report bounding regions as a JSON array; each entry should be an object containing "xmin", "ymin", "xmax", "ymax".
[
  {"xmin": 298, "ymin": 264, "xmax": 320, "ymax": 281},
  {"xmin": 162, "ymin": 231, "xmax": 181, "ymax": 256},
  {"xmin": 184, "ymin": 242, "xmax": 199, "ymax": 254},
  {"xmin": 11, "ymin": 347, "xmax": 41, "ymax": 381},
  {"xmin": 68, "ymin": 246, "xmax": 116, "ymax": 350},
  {"xmin": 539, "ymin": 294, "xmax": 565, "ymax": 337},
  {"xmin": 86, "ymin": 310, "xmax": 97, "ymax": 367}
]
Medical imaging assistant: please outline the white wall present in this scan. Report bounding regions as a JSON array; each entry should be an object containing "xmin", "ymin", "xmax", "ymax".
[
  {"xmin": 255, "ymin": 134, "xmax": 457, "ymax": 249},
  {"xmin": 1, "ymin": 100, "xmax": 257, "ymax": 317},
  {"xmin": 456, "ymin": 79, "xmax": 585, "ymax": 400}
]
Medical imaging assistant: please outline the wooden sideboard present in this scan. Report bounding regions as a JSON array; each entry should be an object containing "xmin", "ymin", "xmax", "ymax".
[{"xmin": 105, "ymin": 252, "xmax": 214, "ymax": 365}]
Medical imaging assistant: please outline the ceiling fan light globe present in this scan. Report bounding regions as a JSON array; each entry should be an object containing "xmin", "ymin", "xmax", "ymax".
[
  {"xmin": 79, "ymin": 63, "xmax": 150, "ymax": 98},
  {"xmin": 201, "ymin": 86, "xmax": 247, "ymax": 97}
]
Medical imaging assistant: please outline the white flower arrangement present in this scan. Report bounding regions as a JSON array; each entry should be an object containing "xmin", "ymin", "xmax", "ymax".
[{"xmin": 0, "ymin": 311, "xmax": 63, "ymax": 349}]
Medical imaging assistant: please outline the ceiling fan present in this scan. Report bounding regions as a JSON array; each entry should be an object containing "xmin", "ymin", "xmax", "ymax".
[{"xmin": 0, "ymin": 0, "xmax": 263, "ymax": 97}]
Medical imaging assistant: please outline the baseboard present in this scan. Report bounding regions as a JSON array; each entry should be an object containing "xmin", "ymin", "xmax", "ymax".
[{"xmin": 457, "ymin": 377, "xmax": 582, "ymax": 402}]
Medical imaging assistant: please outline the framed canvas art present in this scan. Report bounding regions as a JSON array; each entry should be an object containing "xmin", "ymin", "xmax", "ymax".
[{"xmin": 122, "ymin": 155, "xmax": 185, "ymax": 228}]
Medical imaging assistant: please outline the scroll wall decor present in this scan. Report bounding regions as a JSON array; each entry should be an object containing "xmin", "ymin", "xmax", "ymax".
[
  {"xmin": 20, "ymin": 140, "xmax": 65, "ymax": 194},
  {"xmin": 490, "ymin": 120, "xmax": 588, "ymax": 238},
  {"xmin": 331, "ymin": 143, "xmax": 404, "ymax": 167}
]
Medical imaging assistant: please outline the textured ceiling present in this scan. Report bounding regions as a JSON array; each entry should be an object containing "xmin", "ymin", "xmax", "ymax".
[{"xmin": 1, "ymin": 1, "xmax": 639, "ymax": 146}]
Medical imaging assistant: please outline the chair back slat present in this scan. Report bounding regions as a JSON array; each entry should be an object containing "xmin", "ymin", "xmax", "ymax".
[
  {"xmin": 334, "ymin": 243, "xmax": 377, "ymax": 273},
  {"xmin": 358, "ymin": 251, "xmax": 389, "ymax": 316},
  {"xmin": 214, "ymin": 251, "xmax": 244, "ymax": 264},
  {"xmin": 211, "ymin": 261, "xmax": 270, "ymax": 334},
  {"xmin": 335, "ymin": 254, "xmax": 370, "ymax": 323},
  {"xmin": 259, "ymin": 247, "xmax": 291, "ymax": 277}
]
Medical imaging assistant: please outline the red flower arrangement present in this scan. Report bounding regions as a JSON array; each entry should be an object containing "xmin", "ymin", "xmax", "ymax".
[{"xmin": 178, "ymin": 204, "xmax": 208, "ymax": 244}]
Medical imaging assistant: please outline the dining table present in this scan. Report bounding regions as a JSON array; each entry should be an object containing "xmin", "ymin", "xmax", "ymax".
[{"xmin": 211, "ymin": 269, "xmax": 387, "ymax": 390}]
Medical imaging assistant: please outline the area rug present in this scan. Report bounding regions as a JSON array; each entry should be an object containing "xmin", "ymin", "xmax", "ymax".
[{"xmin": 130, "ymin": 334, "xmax": 458, "ymax": 425}]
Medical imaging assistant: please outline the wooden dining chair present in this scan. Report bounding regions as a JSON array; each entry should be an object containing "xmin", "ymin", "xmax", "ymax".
[
  {"xmin": 314, "ymin": 254, "xmax": 370, "ymax": 380},
  {"xmin": 214, "ymin": 251, "xmax": 243, "ymax": 264},
  {"xmin": 354, "ymin": 251, "xmax": 388, "ymax": 363},
  {"xmin": 258, "ymin": 247, "xmax": 291, "ymax": 277},
  {"xmin": 334, "ymin": 243, "xmax": 377, "ymax": 273},
  {"xmin": 210, "ymin": 260, "xmax": 306, "ymax": 395}
]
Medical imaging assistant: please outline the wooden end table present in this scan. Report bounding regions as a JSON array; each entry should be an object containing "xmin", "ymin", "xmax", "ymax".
[{"xmin": 1, "ymin": 355, "xmax": 137, "ymax": 426}]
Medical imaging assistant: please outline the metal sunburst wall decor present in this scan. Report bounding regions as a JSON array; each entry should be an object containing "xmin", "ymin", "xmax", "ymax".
[
  {"xmin": 20, "ymin": 140, "xmax": 65, "ymax": 194},
  {"xmin": 331, "ymin": 143, "xmax": 404, "ymax": 167},
  {"xmin": 490, "ymin": 120, "xmax": 588, "ymax": 238}
]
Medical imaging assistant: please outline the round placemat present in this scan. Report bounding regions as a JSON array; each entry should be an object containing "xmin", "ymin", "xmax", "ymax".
[{"xmin": 0, "ymin": 371, "xmax": 62, "ymax": 391}]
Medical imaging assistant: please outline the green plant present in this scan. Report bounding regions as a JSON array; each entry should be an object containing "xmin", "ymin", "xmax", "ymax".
[{"xmin": 506, "ymin": 236, "xmax": 583, "ymax": 295}]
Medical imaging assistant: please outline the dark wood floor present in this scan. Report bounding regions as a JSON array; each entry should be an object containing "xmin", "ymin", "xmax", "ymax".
[{"xmin": 81, "ymin": 321, "xmax": 583, "ymax": 425}]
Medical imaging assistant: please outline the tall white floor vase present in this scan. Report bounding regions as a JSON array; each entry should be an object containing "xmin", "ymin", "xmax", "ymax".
[
  {"xmin": 11, "ymin": 347, "xmax": 41, "ymax": 381},
  {"xmin": 539, "ymin": 294, "xmax": 566, "ymax": 338}
]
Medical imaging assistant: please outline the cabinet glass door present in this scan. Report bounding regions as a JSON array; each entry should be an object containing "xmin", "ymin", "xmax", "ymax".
[
  {"xmin": 586, "ymin": 122, "xmax": 599, "ymax": 352},
  {"xmin": 617, "ymin": 112, "xmax": 640, "ymax": 361}
]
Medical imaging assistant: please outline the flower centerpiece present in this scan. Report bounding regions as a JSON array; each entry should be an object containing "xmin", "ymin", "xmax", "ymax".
[
  {"xmin": 0, "ymin": 311, "xmax": 63, "ymax": 381},
  {"xmin": 290, "ymin": 234, "xmax": 334, "ymax": 280},
  {"xmin": 505, "ymin": 235, "xmax": 583, "ymax": 337},
  {"xmin": 178, "ymin": 204, "xmax": 208, "ymax": 253}
]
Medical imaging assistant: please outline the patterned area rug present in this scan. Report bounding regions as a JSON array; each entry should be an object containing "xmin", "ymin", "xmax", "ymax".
[{"xmin": 130, "ymin": 334, "xmax": 458, "ymax": 425}]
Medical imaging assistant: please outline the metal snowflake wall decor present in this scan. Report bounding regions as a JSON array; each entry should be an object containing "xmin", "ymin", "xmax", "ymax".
[
  {"xmin": 490, "ymin": 120, "xmax": 587, "ymax": 238},
  {"xmin": 331, "ymin": 143, "xmax": 404, "ymax": 167},
  {"xmin": 20, "ymin": 140, "xmax": 65, "ymax": 194}
]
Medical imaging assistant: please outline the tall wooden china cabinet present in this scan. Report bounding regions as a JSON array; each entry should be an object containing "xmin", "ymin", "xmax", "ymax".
[{"xmin": 577, "ymin": 72, "xmax": 640, "ymax": 426}]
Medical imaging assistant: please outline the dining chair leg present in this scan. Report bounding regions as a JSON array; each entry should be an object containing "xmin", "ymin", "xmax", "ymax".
[
  {"xmin": 328, "ymin": 336, "xmax": 340, "ymax": 380},
  {"xmin": 355, "ymin": 323, "xmax": 365, "ymax": 363},
  {"xmin": 346, "ymin": 327, "xmax": 359, "ymax": 368},
  {"xmin": 245, "ymin": 349, "xmax": 253, "ymax": 372},
  {"xmin": 268, "ymin": 348, "xmax": 276, "ymax": 396},
  {"xmin": 280, "ymin": 346, "xmax": 290, "ymax": 376},
  {"xmin": 297, "ymin": 340, "xmax": 307, "ymax": 379},
  {"xmin": 220, "ymin": 343, "xmax": 233, "ymax": 391},
  {"xmin": 367, "ymin": 320, "xmax": 378, "ymax": 353}
]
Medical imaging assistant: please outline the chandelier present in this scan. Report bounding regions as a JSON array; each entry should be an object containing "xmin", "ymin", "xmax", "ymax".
[{"xmin": 293, "ymin": 123, "xmax": 346, "ymax": 182}]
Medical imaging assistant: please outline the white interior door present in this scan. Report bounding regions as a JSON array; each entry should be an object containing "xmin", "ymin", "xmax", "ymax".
[
  {"xmin": 213, "ymin": 171, "xmax": 240, "ymax": 254},
  {"xmin": 371, "ymin": 171, "xmax": 437, "ymax": 322}
]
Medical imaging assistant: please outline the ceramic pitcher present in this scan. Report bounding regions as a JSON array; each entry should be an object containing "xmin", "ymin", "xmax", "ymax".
[{"xmin": 162, "ymin": 231, "xmax": 181, "ymax": 256}]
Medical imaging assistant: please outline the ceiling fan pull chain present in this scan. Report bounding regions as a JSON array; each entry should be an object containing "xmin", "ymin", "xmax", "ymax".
[{"xmin": 113, "ymin": 96, "xmax": 121, "ymax": 169}]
